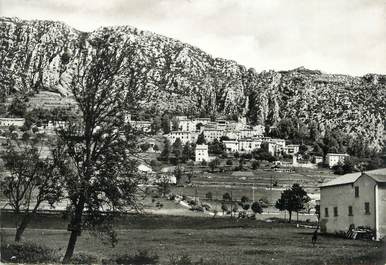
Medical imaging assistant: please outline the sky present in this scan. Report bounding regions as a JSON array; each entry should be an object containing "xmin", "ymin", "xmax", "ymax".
[{"xmin": 1, "ymin": 0, "xmax": 385, "ymax": 75}]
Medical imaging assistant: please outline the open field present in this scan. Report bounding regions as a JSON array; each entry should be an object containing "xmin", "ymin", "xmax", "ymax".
[{"xmin": 1, "ymin": 213, "xmax": 385, "ymax": 265}]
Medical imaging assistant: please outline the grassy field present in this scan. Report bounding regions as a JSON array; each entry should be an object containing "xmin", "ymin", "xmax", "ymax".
[{"xmin": 1, "ymin": 213, "xmax": 385, "ymax": 265}]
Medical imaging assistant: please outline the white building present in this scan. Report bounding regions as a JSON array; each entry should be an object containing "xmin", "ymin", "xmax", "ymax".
[
  {"xmin": 195, "ymin": 144, "xmax": 209, "ymax": 162},
  {"xmin": 203, "ymin": 129, "xmax": 225, "ymax": 142},
  {"xmin": 168, "ymin": 131, "xmax": 198, "ymax": 144},
  {"xmin": 283, "ymin": 144, "xmax": 300, "ymax": 155},
  {"xmin": 0, "ymin": 118, "xmax": 25, "ymax": 127},
  {"xmin": 325, "ymin": 153, "xmax": 350, "ymax": 168},
  {"xmin": 320, "ymin": 168, "xmax": 386, "ymax": 240},
  {"xmin": 223, "ymin": 140, "xmax": 239, "ymax": 153}
]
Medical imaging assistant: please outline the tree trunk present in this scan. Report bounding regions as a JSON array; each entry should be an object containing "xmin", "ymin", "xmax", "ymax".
[
  {"xmin": 62, "ymin": 230, "xmax": 79, "ymax": 264},
  {"xmin": 15, "ymin": 202, "xmax": 41, "ymax": 242},
  {"xmin": 62, "ymin": 197, "xmax": 85, "ymax": 264},
  {"xmin": 15, "ymin": 216, "xmax": 30, "ymax": 242},
  {"xmin": 288, "ymin": 211, "xmax": 292, "ymax": 223}
]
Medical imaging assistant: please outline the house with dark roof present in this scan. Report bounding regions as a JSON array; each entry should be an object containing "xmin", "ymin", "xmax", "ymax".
[{"xmin": 319, "ymin": 168, "xmax": 386, "ymax": 240}]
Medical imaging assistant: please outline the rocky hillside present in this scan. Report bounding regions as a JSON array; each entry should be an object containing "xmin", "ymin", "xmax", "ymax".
[{"xmin": 1, "ymin": 17, "xmax": 385, "ymax": 150}]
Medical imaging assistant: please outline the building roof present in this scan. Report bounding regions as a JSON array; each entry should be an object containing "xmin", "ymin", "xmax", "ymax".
[
  {"xmin": 320, "ymin": 168, "xmax": 386, "ymax": 188},
  {"xmin": 320, "ymin": 172, "xmax": 361, "ymax": 187},
  {"xmin": 326, "ymin": 153, "xmax": 349, "ymax": 157},
  {"xmin": 363, "ymin": 168, "xmax": 386, "ymax": 183}
]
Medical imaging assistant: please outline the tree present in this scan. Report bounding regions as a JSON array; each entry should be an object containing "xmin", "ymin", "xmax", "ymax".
[
  {"xmin": 150, "ymin": 116, "xmax": 162, "ymax": 134},
  {"xmin": 275, "ymin": 184, "xmax": 310, "ymax": 223},
  {"xmin": 8, "ymin": 97, "xmax": 27, "ymax": 117},
  {"xmin": 242, "ymin": 204, "xmax": 250, "ymax": 211},
  {"xmin": 172, "ymin": 138, "xmax": 183, "ymax": 162},
  {"xmin": 57, "ymin": 35, "xmax": 143, "ymax": 263},
  {"xmin": 174, "ymin": 165, "xmax": 183, "ymax": 185},
  {"xmin": 156, "ymin": 174, "xmax": 172, "ymax": 197},
  {"xmin": 208, "ymin": 139, "xmax": 224, "ymax": 155},
  {"xmin": 251, "ymin": 201, "xmax": 263, "ymax": 215},
  {"xmin": 205, "ymin": 192, "xmax": 213, "ymax": 200},
  {"xmin": 208, "ymin": 158, "xmax": 220, "ymax": 172},
  {"xmin": 240, "ymin": 196, "xmax": 249, "ymax": 204},
  {"xmin": 226, "ymin": 159, "xmax": 233, "ymax": 166},
  {"xmin": 182, "ymin": 142, "xmax": 193, "ymax": 162},
  {"xmin": 140, "ymin": 142, "xmax": 150, "ymax": 152},
  {"xmin": 159, "ymin": 138, "xmax": 171, "ymax": 161},
  {"xmin": 161, "ymin": 114, "xmax": 171, "ymax": 134},
  {"xmin": 196, "ymin": 132, "xmax": 206, "ymax": 145},
  {"xmin": 222, "ymin": 192, "xmax": 232, "ymax": 201},
  {"xmin": 171, "ymin": 117, "xmax": 179, "ymax": 131},
  {"xmin": 251, "ymin": 160, "xmax": 260, "ymax": 170},
  {"xmin": 0, "ymin": 133, "xmax": 64, "ymax": 241},
  {"xmin": 221, "ymin": 203, "xmax": 229, "ymax": 215}
]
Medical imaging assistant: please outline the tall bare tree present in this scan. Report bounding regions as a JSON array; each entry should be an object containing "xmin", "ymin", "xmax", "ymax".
[{"xmin": 58, "ymin": 29, "xmax": 143, "ymax": 263}]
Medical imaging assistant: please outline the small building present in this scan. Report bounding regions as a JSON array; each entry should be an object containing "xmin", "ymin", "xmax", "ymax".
[
  {"xmin": 325, "ymin": 153, "xmax": 349, "ymax": 168},
  {"xmin": 319, "ymin": 168, "xmax": 386, "ymax": 240},
  {"xmin": 195, "ymin": 144, "xmax": 209, "ymax": 162},
  {"xmin": 223, "ymin": 140, "xmax": 239, "ymax": 153},
  {"xmin": 283, "ymin": 144, "xmax": 299, "ymax": 155},
  {"xmin": 168, "ymin": 131, "xmax": 198, "ymax": 144},
  {"xmin": 0, "ymin": 118, "xmax": 25, "ymax": 128}
]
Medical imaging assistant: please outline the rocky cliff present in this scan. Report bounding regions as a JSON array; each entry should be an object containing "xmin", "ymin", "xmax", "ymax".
[{"xmin": 1, "ymin": 17, "xmax": 385, "ymax": 150}]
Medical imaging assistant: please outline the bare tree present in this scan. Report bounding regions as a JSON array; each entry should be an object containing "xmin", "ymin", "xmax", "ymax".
[
  {"xmin": 0, "ymin": 131, "xmax": 63, "ymax": 241},
  {"xmin": 58, "ymin": 29, "xmax": 144, "ymax": 263}
]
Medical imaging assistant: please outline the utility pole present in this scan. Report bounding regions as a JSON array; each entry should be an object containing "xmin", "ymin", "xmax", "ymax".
[{"xmin": 252, "ymin": 184, "xmax": 255, "ymax": 202}]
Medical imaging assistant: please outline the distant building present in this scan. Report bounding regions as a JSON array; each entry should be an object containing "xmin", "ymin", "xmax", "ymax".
[
  {"xmin": 0, "ymin": 118, "xmax": 25, "ymax": 127},
  {"xmin": 325, "ymin": 153, "xmax": 349, "ymax": 168},
  {"xmin": 195, "ymin": 144, "xmax": 209, "ymax": 162},
  {"xmin": 283, "ymin": 144, "xmax": 300, "ymax": 155},
  {"xmin": 203, "ymin": 129, "xmax": 225, "ymax": 142},
  {"xmin": 223, "ymin": 140, "xmax": 239, "ymax": 153},
  {"xmin": 320, "ymin": 168, "xmax": 386, "ymax": 240},
  {"xmin": 168, "ymin": 131, "xmax": 198, "ymax": 144}
]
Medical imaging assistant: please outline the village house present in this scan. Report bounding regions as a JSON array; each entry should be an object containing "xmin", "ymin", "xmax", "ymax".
[
  {"xmin": 195, "ymin": 144, "xmax": 209, "ymax": 162},
  {"xmin": 168, "ymin": 131, "xmax": 198, "ymax": 144},
  {"xmin": 0, "ymin": 117, "xmax": 25, "ymax": 127},
  {"xmin": 203, "ymin": 129, "xmax": 225, "ymax": 142},
  {"xmin": 124, "ymin": 113, "xmax": 152, "ymax": 132},
  {"xmin": 223, "ymin": 138, "xmax": 276, "ymax": 156},
  {"xmin": 325, "ymin": 153, "xmax": 350, "ymax": 168},
  {"xmin": 283, "ymin": 144, "xmax": 300, "ymax": 155},
  {"xmin": 320, "ymin": 168, "xmax": 386, "ymax": 240}
]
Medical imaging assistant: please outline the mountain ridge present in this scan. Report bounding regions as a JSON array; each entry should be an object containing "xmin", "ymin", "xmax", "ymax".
[{"xmin": 1, "ymin": 17, "xmax": 385, "ymax": 150}]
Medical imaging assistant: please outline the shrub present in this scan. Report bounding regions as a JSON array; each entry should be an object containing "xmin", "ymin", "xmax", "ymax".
[
  {"xmin": 205, "ymin": 192, "xmax": 213, "ymax": 200},
  {"xmin": 114, "ymin": 250, "xmax": 159, "ymax": 265},
  {"xmin": 251, "ymin": 160, "xmax": 260, "ymax": 170},
  {"xmin": 70, "ymin": 252, "xmax": 98, "ymax": 264},
  {"xmin": 1, "ymin": 242, "xmax": 59, "ymax": 263},
  {"xmin": 226, "ymin": 159, "xmax": 233, "ymax": 166}
]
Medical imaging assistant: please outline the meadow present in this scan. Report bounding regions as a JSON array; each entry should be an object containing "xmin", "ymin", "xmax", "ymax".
[{"xmin": 1, "ymin": 212, "xmax": 385, "ymax": 265}]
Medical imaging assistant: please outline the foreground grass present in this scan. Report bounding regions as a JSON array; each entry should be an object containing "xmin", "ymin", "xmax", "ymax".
[{"xmin": 1, "ymin": 213, "xmax": 385, "ymax": 265}]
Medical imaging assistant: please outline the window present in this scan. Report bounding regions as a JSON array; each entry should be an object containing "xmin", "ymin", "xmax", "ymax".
[
  {"xmin": 365, "ymin": 202, "xmax": 370, "ymax": 215},
  {"xmin": 325, "ymin": 208, "xmax": 329, "ymax": 217},
  {"xmin": 333, "ymin": 207, "xmax": 338, "ymax": 217},
  {"xmin": 355, "ymin": 186, "xmax": 359, "ymax": 197},
  {"xmin": 348, "ymin": 206, "xmax": 353, "ymax": 216}
]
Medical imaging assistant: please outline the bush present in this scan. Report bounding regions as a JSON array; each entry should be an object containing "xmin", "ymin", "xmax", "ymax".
[
  {"xmin": 70, "ymin": 252, "xmax": 98, "ymax": 264},
  {"xmin": 1, "ymin": 242, "xmax": 59, "ymax": 263},
  {"xmin": 251, "ymin": 160, "xmax": 260, "ymax": 170},
  {"xmin": 114, "ymin": 250, "xmax": 159, "ymax": 265},
  {"xmin": 226, "ymin": 159, "xmax": 233, "ymax": 166}
]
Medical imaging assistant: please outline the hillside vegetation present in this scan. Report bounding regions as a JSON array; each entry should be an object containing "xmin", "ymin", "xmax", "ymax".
[{"xmin": 1, "ymin": 17, "xmax": 385, "ymax": 150}]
